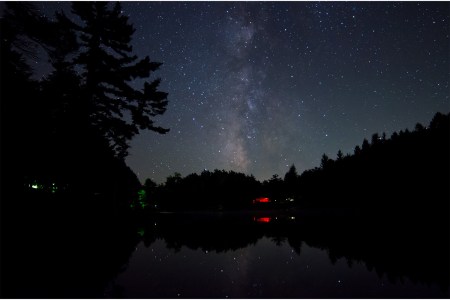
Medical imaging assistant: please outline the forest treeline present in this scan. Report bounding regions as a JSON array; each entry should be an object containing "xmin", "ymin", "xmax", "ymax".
[
  {"xmin": 298, "ymin": 111, "xmax": 449, "ymax": 213},
  {"xmin": 138, "ymin": 112, "xmax": 449, "ymax": 214}
]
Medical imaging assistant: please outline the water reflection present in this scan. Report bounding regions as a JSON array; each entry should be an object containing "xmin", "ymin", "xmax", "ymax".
[
  {"xmin": 3, "ymin": 209, "xmax": 448, "ymax": 298},
  {"xmin": 109, "ymin": 212, "xmax": 449, "ymax": 298}
]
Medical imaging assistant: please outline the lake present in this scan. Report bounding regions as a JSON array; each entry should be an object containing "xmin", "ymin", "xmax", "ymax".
[
  {"xmin": 103, "ymin": 211, "xmax": 449, "ymax": 298},
  {"xmin": 2, "ymin": 209, "xmax": 449, "ymax": 298}
]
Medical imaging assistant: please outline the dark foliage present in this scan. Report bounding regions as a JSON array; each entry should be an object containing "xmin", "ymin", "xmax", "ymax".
[
  {"xmin": 143, "ymin": 169, "xmax": 261, "ymax": 211},
  {"xmin": 261, "ymin": 174, "xmax": 285, "ymax": 202},
  {"xmin": 1, "ymin": 4, "xmax": 169, "ymax": 297},
  {"xmin": 296, "ymin": 111, "xmax": 450, "ymax": 217},
  {"xmin": 1, "ymin": 2, "xmax": 169, "ymax": 206},
  {"xmin": 70, "ymin": 2, "xmax": 169, "ymax": 158}
]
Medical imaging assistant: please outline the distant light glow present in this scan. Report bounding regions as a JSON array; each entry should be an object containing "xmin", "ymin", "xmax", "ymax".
[
  {"xmin": 253, "ymin": 197, "xmax": 270, "ymax": 204},
  {"xmin": 138, "ymin": 189, "xmax": 146, "ymax": 201},
  {"xmin": 254, "ymin": 217, "xmax": 271, "ymax": 223},
  {"xmin": 137, "ymin": 228, "xmax": 145, "ymax": 237}
]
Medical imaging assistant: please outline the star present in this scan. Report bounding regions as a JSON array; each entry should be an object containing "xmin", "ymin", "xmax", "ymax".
[{"xmin": 33, "ymin": 1, "xmax": 449, "ymax": 184}]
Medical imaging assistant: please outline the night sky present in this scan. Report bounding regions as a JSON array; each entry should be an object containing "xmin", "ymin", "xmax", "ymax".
[{"xmin": 38, "ymin": 1, "xmax": 449, "ymax": 184}]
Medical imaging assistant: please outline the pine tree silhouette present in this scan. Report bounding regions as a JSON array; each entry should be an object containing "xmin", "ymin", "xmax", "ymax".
[{"xmin": 70, "ymin": 2, "xmax": 169, "ymax": 158}]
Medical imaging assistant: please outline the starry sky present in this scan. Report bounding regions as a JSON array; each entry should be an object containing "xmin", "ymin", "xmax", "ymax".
[{"xmin": 38, "ymin": 1, "xmax": 449, "ymax": 184}]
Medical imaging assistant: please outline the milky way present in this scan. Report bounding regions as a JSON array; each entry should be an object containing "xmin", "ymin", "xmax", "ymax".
[
  {"xmin": 37, "ymin": 2, "xmax": 450, "ymax": 183},
  {"xmin": 218, "ymin": 6, "xmax": 264, "ymax": 173}
]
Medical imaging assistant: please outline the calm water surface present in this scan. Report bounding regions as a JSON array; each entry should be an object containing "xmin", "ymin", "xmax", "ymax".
[
  {"xmin": 105, "ymin": 213, "xmax": 449, "ymax": 298},
  {"xmin": 3, "ymin": 209, "xmax": 448, "ymax": 298}
]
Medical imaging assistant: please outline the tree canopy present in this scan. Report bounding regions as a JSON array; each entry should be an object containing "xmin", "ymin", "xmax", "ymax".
[
  {"xmin": 70, "ymin": 2, "xmax": 169, "ymax": 158},
  {"xmin": 1, "ymin": 2, "xmax": 169, "ymax": 206}
]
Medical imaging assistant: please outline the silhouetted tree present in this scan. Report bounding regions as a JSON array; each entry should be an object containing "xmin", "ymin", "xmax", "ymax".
[
  {"xmin": 0, "ymin": 2, "xmax": 53, "ymax": 192},
  {"xmin": 361, "ymin": 138, "xmax": 370, "ymax": 152},
  {"xmin": 144, "ymin": 178, "xmax": 158, "ymax": 192},
  {"xmin": 371, "ymin": 133, "xmax": 380, "ymax": 146},
  {"xmin": 261, "ymin": 174, "xmax": 284, "ymax": 202},
  {"xmin": 69, "ymin": 2, "xmax": 169, "ymax": 158},
  {"xmin": 320, "ymin": 154, "xmax": 332, "ymax": 169},
  {"xmin": 429, "ymin": 112, "xmax": 447, "ymax": 129},
  {"xmin": 1, "ymin": 2, "xmax": 165, "ymax": 219},
  {"xmin": 284, "ymin": 164, "xmax": 299, "ymax": 200},
  {"xmin": 166, "ymin": 172, "xmax": 183, "ymax": 186},
  {"xmin": 391, "ymin": 131, "xmax": 399, "ymax": 140},
  {"xmin": 269, "ymin": 174, "xmax": 281, "ymax": 182},
  {"xmin": 0, "ymin": 2, "xmax": 56, "ymax": 58},
  {"xmin": 284, "ymin": 164, "xmax": 298, "ymax": 185},
  {"xmin": 415, "ymin": 123, "xmax": 425, "ymax": 132},
  {"xmin": 336, "ymin": 150, "xmax": 344, "ymax": 161}
]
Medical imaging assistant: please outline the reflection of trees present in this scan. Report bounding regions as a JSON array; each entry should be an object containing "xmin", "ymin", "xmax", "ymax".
[
  {"xmin": 271, "ymin": 236, "xmax": 286, "ymax": 246},
  {"xmin": 140, "ymin": 212, "xmax": 449, "ymax": 293},
  {"xmin": 142, "ymin": 214, "xmax": 264, "ymax": 253},
  {"xmin": 298, "ymin": 215, "xmax": 449, "ymax": 292},
  {"xmin": 287, "ymin": 237, "xmax": 303, "ymax": 255}
]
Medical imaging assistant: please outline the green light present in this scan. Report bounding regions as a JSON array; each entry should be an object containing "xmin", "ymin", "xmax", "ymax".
[
  {"xmin": 51, "ymin": 183, "xmax": 58, "ymax": 193},
  {"xmin": 138, "ymin": 189, "xmax": 146, "ymax": 201},
  {"xmin": 29, "ymin": 180, "xmax": 60, "ymax": 193},
  {"xmin": 137, "ymin": 189, "xmax": 148, "ymax": 209},
  {"xmin": 30, "ymin": 182, "xmax": 44, "ymax": 190},
  {"xmin": 137, "ymin": 228, "xmax": 145, "ymax": 237}
]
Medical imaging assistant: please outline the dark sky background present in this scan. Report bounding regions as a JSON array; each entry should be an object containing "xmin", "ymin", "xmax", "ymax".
[{"xmin": 38, "ymin": 1, "xmax": 449, "ymax": 184}]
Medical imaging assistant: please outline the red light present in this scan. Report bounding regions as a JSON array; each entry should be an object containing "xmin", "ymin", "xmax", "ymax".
[
  {"xmin": 254, "ymin": 217, "xmax": 271, "ymax": 223},
  {"xmin": 254, "ymin": 197, "xmax": 270, "ymax": 203}
]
